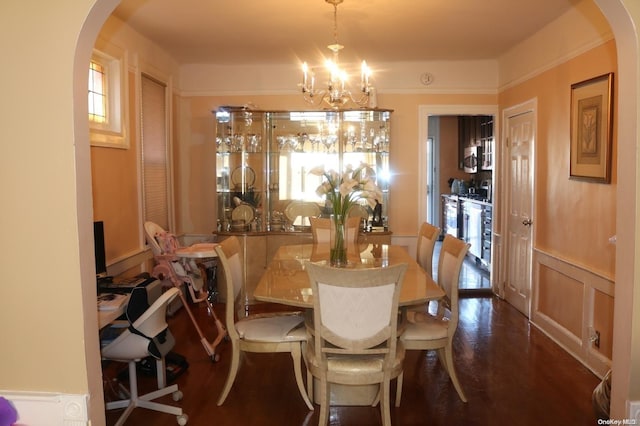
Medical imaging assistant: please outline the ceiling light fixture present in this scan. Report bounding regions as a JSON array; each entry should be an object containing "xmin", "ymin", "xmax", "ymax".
[{"xmin": 300, "ymin": 0, "xmax": 374, "ymax": 109}]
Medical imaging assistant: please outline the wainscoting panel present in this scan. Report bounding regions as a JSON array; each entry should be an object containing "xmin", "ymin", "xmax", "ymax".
[{"xmin": 531, "ymin": 249, "xmax": 613, "ymax": 377}]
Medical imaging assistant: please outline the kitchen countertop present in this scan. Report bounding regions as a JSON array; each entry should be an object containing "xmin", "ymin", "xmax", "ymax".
[{"xmin": 442, "ymin": 193, "xmax": 492, "ymax": 206}]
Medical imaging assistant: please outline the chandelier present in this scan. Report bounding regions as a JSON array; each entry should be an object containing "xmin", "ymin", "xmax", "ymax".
[{"xmin": 300, "ymin": 0, "xmax": 374, "ymax": 109}]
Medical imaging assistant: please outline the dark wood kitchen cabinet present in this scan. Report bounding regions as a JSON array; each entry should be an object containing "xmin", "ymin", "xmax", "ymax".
[{"xmin": 458, "ymin": 116, "xmax": 493, "ymax": 171}]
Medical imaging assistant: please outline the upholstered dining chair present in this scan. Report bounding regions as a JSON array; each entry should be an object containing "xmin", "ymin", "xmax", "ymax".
[
  {"xmin": 309, "ymin": 216, "xmax": 361, "ymax": 245},
  {"xmin": 397, "ymin": 234, "xmax": 470, "ymax": 403},
  {"xmin": 284, "ymin": 200, "xmax": 321, "ymax": 229},
  {"xmin": 304, "ymin": 262, "xmax": 408, "ymax": 426},
  {"xmin": 101, "ymin": 287, "xmax": 188, "ymax": 426},
  {"xmin": 214, "ymin": 236, "xmax": 314, "ymax": 410},
  {"xmin": 416, "ymin": 222, "xmax": 440, "ymax": 277}
]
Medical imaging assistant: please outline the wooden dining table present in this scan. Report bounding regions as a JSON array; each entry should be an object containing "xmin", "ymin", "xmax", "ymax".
[{"xmin": 253, "ymin": 242, "xmax": 444, "ymax": 308}]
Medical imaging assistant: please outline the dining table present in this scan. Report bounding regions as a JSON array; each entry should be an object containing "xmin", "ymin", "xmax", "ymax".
[
  {"xmin": 253, "ymin": 242, "xmax": 444, "ymax": 308},
  {"xmin": 253, "ymin": 242, "xmax": 444, "ymax": 406}
]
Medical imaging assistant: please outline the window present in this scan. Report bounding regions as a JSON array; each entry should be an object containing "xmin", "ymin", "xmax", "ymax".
[
  {"xmin": 88, "ymin": 60, "xmax": 107, "ymax": 124},
  {"xmin": 89, "ymin": 44, "xmax": 128, "ymax": 148},
  {"xmin": 141, "ymin": 73, "xmax": 171, "ymax": 230}
]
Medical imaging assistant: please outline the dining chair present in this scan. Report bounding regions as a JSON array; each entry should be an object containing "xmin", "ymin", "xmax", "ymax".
[
  {"xmin": 416, "ymin": 222, "xmax": 440, "ymax": 277},
  {"xmin": 304, "ymin": 262, "xmax": 408, "ymax": 426},
  {"xmin": 214, "ymin": 236, "xmax": 314, "ymax": 409},
  {"xmin": 101, "ymin": 287, "xmax": 188, "ymax": 426},
  {"xmin": 284, "ymin": 200, "xmax": 322, "ymax": 229},
  {"xmin": 397, "ymin": 234, "xmax": 470, "ymax": 403},
  {"xmin": 309, "ymin": 216, "xmax": 360, "ymax": 245}
]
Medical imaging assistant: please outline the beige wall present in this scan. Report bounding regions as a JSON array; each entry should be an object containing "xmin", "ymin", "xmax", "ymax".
[
  {"xmin": 91, "ymin": 71, "xmax": 141, "ymax": 261},
  {"xmin": 499, "ymin": 40, "xmax": 617, "ymax": 277}
]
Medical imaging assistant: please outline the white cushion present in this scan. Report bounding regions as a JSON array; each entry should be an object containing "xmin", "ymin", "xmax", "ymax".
[
  {"xmin": 401, "ymin": 318, "xmax": 449, "ymax": 341},
  {"xmin": 305, "ymin": 341, "xmax": 405, "ymax": 375},
  {"xmin": 236, "ymin": 314, "xmax": 305, "ymax": 342}
]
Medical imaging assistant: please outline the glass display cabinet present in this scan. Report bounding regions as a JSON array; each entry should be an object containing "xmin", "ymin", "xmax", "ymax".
[
  {"xmin": 215, "ymin": 109, "xmax": 267, "ymax": 233},
  {"xmin": 215, "ymin": 108, "xmax": 392, "ymax": 234}
]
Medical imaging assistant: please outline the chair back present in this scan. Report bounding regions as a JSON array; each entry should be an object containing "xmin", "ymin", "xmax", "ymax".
[
  {"xmin": 437, "ymin": 235, "xmax": 470, "ymax": 327},
  {"xmin": 102, "ymin": 287, "xmax": 180, "ymax": 361},
  {"xmin": 310, "ymin": 216, "xmax": 360, "ymax": 245},
  {"xmin": 144, "ymin": 221, "xmax": 169, "ymax": 256},
  {"xmin": 416, "ymin": 222, "xmax": 440, "ymax": 277},
  {"xmin": 305, "ymin": 262, "xmax": 407, "ymax": 361},
  {"xmin": 215, "ymin": 236, "xmax": 245, "ymax": 338},
  {"xmin": 284, "ymin": 201, "xmax": 321, "ymax": 227}
]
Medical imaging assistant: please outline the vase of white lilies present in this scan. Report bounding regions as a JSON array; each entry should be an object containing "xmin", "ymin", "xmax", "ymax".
[{"xmin": 310, "ymin": 163, "xmax": 382, "ymax": 266}]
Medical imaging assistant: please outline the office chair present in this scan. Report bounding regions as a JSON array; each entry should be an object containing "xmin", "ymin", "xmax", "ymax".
[
  {"xmin": 101, "ymin": 287, "xmax": 188, "ymax": 426},
  {"xmin": 144, "ymin": 221, "xmax": 226, "ymax": 362}
]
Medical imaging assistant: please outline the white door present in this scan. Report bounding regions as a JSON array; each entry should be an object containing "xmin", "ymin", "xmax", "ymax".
[{"xmin": 504, "ymin": 109, "xmax": 535, "ymax": 317}]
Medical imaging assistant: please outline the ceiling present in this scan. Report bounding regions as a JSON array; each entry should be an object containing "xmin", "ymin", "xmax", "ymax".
[{"xmin": 112, "ymin": 0, "xmax": 582, "ymax": 66}]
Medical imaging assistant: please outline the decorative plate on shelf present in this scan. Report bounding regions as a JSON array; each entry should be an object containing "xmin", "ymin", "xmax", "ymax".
[
  {"xmin": 231, "ymin": 204, "xmax": 255, "ymax": 222},
  {"xmin": 231, "ymin": 166, "xmax": 256, "ymax": 188}
]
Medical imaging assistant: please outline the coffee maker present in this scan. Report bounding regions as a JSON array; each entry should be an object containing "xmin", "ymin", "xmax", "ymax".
[{"xmin": 480, "ymin": 179, "xmax": 492, "ymax": 202}]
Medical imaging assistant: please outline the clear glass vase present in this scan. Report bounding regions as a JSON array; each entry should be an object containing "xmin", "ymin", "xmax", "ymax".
[{"xmin": 330, "ymin": 214, "xmax": 348, "ymax": 267}]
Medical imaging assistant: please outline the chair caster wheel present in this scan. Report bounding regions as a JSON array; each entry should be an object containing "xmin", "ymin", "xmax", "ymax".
[
  {"xmin": 210, "ymin": 353, "xmax": 220, "ymax": 362},
  {"xmin": 176, "ymin": 413, "xmax": 188, "ymax": 425},
  {"xmin": 172, "ymin": 390, "xmax": 183, "ymax": 401}
]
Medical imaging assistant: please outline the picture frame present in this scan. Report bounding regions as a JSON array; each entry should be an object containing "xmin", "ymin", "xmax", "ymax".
[{"xmin": 570, "ymin": 72, "xmax": 614, "ymax": 183}]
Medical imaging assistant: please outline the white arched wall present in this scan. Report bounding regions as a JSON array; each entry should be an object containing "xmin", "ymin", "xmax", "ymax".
[
  {"xmin": 74, "ymin": 1, "xmax": 121, "ymax": 423},
  {"xmin": 593, "ymin": 0, "xmax": 640, "ymax": 418},
  {"xmin": 66, "ymin": 0, "xmax": 637, "ymax": 422}
]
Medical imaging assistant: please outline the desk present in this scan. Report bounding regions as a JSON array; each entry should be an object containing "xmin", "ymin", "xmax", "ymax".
[
  {"xmin": 98, "ymin": 296, "xmax": 128, "ymax": 329},
  {"xmin": 254, "ymin": 243, "xmax": 444, "ymax": 308}
]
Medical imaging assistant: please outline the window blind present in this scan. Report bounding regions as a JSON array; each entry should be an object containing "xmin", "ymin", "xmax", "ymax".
[{"xmin": 141, "ymin": 74, "xmax": 169, "ymax": 230}]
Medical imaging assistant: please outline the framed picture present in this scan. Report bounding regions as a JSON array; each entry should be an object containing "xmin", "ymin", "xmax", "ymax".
[{"xmin": 570, "ymin": 72, "xmax": 614, "ymax": 183}]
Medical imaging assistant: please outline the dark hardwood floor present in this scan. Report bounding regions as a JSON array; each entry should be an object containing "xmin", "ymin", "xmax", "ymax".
[{"xmin": 104, "ymin": 287, "xmax": 601, "ymax": 425}]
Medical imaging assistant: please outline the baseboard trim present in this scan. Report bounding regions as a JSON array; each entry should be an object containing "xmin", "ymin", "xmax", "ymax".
[{"xmin": 0, "ymin": 390, "xmax": 88, "ymax": 426}]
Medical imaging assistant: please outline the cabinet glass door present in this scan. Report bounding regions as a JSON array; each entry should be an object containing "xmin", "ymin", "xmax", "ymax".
[{"xmin": 215, "ymin": 110, "xmax": 266, "ymax": 231}]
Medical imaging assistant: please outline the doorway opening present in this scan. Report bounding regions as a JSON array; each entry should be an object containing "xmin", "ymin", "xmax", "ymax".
[{"xmin": 419, "ymin": 106, "xmax": 497, "ymax": 295}]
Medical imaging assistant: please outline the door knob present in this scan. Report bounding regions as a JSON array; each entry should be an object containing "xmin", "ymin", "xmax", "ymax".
[{"xmin": 522, "ymin": 218, "xmax": 533, "ymax": 226}]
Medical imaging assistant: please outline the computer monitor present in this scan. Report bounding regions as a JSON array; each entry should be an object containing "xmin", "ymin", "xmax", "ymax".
[{"xmin": 94, "ymin": 221, "xmax": 108, "ymax": 280}]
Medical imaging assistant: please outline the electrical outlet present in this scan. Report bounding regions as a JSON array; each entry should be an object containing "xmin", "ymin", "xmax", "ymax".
[{"xmin": 594, "ymin": 330, "xmax": 601, "ymax": 348}]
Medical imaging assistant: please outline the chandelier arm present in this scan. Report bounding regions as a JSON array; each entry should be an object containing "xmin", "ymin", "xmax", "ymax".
[{"xmin": 302, "ymin": 90, "xmax": 329, "ymax": 107}]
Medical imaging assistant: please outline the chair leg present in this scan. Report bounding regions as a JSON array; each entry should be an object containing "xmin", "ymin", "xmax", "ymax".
[
  {"xmin": 317, "ymin": 377, "xmax": 330, "ymax": 426},
  {"xmin": 443, "ymin": 344, "xmax": 467, "ymax": 402},
  {"xmin": 217, "ymin": 339, "xmax": 240, "ymax": 405},
  {"xmin": 108, "ymin": 361, "xmax": 139, "ymax": 426},
  {"xmin": 395, "ymin": 372, "xmax": 403, "ymax": 407},
  {"xmin": 156, "ymin": 358, "xmax": 166, "ymax": 389},
  {"xmin": 107, "ymin": 360, "xmax": 184, "ymax": 426},
  {"xmin": 306, "ymin": 369, "xmax": 314, "ymax": 403},
  {"xmin": 381, "ymin": 378, "xmax": 391, "ymax": 426},
  {"xmin": 291, "ymin": 343, "xmax": 314, "ymax": 410}
]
